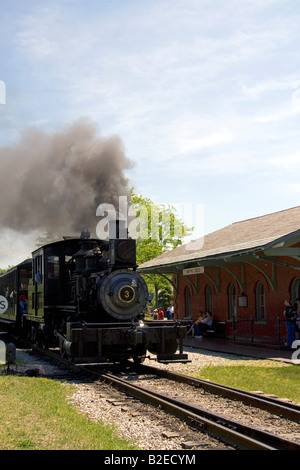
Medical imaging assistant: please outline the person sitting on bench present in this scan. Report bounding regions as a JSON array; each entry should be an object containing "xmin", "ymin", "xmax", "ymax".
[
  {"xmin": 195, "ymin": 311, "xmax": 213, "ymax": 338},
  {"xmin": 187, "ymin": 312, "xmax": 204, "ymax": 337}
]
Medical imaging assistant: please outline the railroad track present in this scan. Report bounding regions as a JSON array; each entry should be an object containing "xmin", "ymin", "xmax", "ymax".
[
  {"xmin": 21, "ymin": 347, "xmax": 300, "ymax": 450},
  {"xmin": 96, "ymin": 369, "xmax": 300, "ymax": 451},
  {"xmin": 137, "ymin": 364, "xmax": 300, "ymax": 423}
]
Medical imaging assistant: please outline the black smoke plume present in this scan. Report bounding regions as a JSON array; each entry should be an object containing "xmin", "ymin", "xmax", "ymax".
[{"xmin": 0, "ymin": 118, "xmax": 133, "ymax": 238}]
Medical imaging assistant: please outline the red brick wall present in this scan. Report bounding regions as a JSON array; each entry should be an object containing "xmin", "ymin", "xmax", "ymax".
[{"xmin": 174, "ymin": 257, "xmax": 300, "ymax": 345}]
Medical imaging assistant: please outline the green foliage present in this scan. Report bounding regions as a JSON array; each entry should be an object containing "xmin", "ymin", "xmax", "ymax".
[
  {"xmin": 130, "ymin": 190, "xmax": 193, "ymax": 250},
  {"xmin": 0, "ymin": 265, "xmax": 14, "ymax": 273},
  {"xmin": 130, "ymin": 190, "xmax": 193, "ymax": 310},
  {"xmin": 29, "ymin": 190, "xmax": 193, "ymax": 312}
]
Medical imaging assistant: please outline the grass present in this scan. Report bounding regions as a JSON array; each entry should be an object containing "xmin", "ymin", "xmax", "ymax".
[
  {"xmin": 0, "ymin": 376, "xmax": 137, "ymax": 450},
  {"xmin": 195, "ymin": 360, "xmax": 300, "ymax": 403},
  {"xmin": 1, "ymin": 360, "xmax": 299, "ymax": 449}
]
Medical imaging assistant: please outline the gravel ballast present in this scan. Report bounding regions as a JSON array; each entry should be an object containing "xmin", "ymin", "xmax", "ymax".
[{"xmin": 5, "ymin": 346, "xmax": 293, "ymax": 450}]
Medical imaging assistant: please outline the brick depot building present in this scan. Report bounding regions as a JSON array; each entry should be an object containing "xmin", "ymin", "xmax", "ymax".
[{"xmin": 138, "ymin": 206, "xmax": 300, "ymax": 346}]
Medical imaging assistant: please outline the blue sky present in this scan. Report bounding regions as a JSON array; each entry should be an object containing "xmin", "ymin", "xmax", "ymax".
[{"xmin": 1, "ymin": 0, "xmax": 300, "ymax": 265}]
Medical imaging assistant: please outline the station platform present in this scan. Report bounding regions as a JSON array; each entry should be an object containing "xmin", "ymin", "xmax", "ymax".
[{"xmin": 183, "ymin": 336, "xmax": 299, "ymax": 365}]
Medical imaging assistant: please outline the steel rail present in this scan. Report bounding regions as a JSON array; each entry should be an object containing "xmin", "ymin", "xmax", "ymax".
[
  {"xmin": 138, "ymin": 364, "xmax": 300, "ymax": 422},
  {"xmin": 30, "ymin": 347, "xmax": 300, "ymax": 450},
  {"xmin": 98, "ymin": 371, "xmax": 300, "ymax": 451}
]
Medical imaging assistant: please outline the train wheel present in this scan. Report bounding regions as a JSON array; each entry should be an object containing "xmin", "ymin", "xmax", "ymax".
[
  {"xmin": 132, "ymin": 345, "xmax": 146, "ymax": 366},
  {"xmin": 40, "ymin": 336, "xmax": 49, "ymax": 350},
  {"xmin": 59, "ymin": 340, "xmax": 66, "ymax": 358},
  {"xmin": 58, "ymin": 339, "xmax": 74, "ymax": 362},
  {"xmin": 133, "ymin": 355, "xmax": 145, "ymax": 366}
]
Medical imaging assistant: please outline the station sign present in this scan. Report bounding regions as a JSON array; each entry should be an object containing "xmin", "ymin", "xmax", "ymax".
[{"xmin": 183, "ymin": 266, "xmax": 204, "ymax": 275}]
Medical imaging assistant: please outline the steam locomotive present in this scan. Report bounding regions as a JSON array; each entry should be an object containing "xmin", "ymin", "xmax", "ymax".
[{"xmin": 0, "ymin": 222, "xmax": 188, "ymax": 365}]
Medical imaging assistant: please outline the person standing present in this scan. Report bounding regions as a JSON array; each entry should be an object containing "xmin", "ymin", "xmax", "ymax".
[
  {"xmin": 19, "ymin": 293, "xmax": 28, "ymax": 313},
  {"xmin": 165, "ymin": 303, "xmax": 174, "ymax": 319},
  {"xmin": 283, "ymin": 299, "xmax": 296, "ymax": 347},
  {"xmin": 158, "ymin": 308, "xmax": 164, "ymax": 320}
]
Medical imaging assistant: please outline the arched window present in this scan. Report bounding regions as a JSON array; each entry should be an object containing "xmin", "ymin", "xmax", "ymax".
[
  {"xmin": 291, "ymin": 278, "xmax": 300, "ymax": 302},
  {"xmin": 228, "ymin": 283, "xmax": 236, "ymax": 320},
  {"xmin": 256, "ymin": 282, "xmax": 265, "ymax": 321},
  {"xmin": 205, "ymin": 284, "xmax": 213, "ymax": 313},
  {"xmin": 185, "ymin": 287, "xmax": 191, "ymax": 317}
]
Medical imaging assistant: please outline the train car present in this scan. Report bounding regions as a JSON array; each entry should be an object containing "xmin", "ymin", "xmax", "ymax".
[
  {"xmin": 0, "ymin": 259, "xmax": 32, "ymax": 333},
  {"xmin": 0, "ymin": 225, "xmax": 188, "ymax": 365}
]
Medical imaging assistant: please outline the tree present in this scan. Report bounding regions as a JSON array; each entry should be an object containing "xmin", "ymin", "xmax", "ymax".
[
  {"xmin": 0, "ymin": 265, "xmax": 14, "ymax": 273},
  {"xmin": 129, "ymin": 190, "xmax": 193, "ymax": 311}
]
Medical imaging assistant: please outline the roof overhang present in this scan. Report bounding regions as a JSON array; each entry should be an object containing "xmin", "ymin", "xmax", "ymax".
[{"xmin": 138, "ymin": 229, "xmax": 300, "ymax": 275}]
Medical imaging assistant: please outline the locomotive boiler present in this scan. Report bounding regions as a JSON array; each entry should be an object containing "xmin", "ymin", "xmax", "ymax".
[{"xmin": 0, "ymin": 222, "xmax": 188, "ymax": 365}]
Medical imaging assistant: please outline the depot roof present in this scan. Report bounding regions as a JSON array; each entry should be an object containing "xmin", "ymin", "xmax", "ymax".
[{"xmin": 138, "ymin": 205, "xmax": 300, "ymax": 274}]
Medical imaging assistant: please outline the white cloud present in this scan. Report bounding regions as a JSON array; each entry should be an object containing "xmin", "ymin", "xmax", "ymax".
[
  {"xmin": 0, "ymin": 229, "xmax": 39, "ymax": 268},
  {"xmin": 242, "ymin": 78, "xmax": 300, "ymax": 99},
  {"xmin": 1, "ymin": 0, "xmax": 300, "ymax": 257},
  {"xmin": 16, "ymin": 13, "xmax": 60, "ymax": 59},
  {"xmin": 268, "ymin": 152, "xmax": 300, "ymax": 172}
]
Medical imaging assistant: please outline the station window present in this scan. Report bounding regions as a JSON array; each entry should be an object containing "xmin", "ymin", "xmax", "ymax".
[{"xmin": 291, "ymin": 278, "xmax": 300, "ymax": 302}]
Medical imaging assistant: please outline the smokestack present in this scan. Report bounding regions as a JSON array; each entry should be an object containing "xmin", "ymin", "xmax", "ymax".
[{"xmin": 108, "ymin": 220, "xmax": 128, "ymax": 239}]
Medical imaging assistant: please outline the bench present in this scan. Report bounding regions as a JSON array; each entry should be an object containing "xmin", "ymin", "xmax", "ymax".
[{"xmin": 205, "ymin": 321, "xmax": 226, "ymax": 338}]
